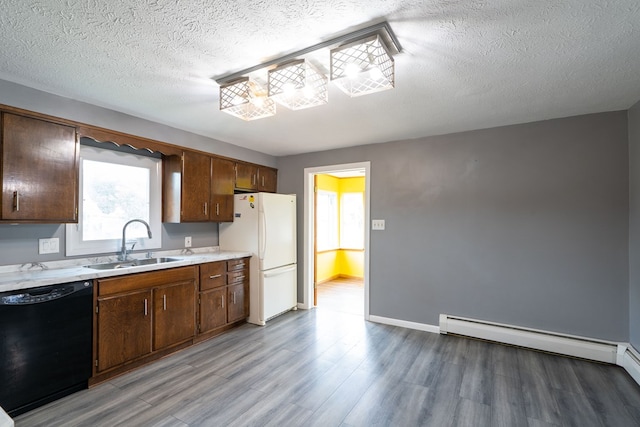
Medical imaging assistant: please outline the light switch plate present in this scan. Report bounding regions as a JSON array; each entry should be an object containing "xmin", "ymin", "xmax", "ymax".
[
  {"xmin": 372, "ymin": 219, "xmax": 386, "ymax": 230},
  {"xmin": 38, "ymin": 238, "xmax": 60, "ymax": 254},
  {"xmin": 185, "ymin": 236, "xmax": 192, "ymax": 247}
]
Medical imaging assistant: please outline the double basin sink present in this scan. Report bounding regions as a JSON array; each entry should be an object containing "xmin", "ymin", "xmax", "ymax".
[{"xmin": 84, "ymin": 257, "xmax": 182, "ymax": 270}]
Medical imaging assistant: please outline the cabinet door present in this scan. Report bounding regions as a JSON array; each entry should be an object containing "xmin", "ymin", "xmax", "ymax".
[
  {"xmin": 96, "ymin": 290, "xmax": 152, "ymax": 372},
  {"xmin": 153, "ymin": 281, "xmax": 196, "ymax": 350},
  {"xmin": 211, "ymin": 157, "xmax": 235, "ymax": 221},
  {"xmin": 1, "ymin": 113, "xmax": 78, "ymax": 222},
  {"xmin": 227, "ymin": 282, "xmax": 248, "ymax": 323},
  {"xmin": 235, "ymin": 162, "xmax": 258, "ymax": 191},
  {"xmin": 258, "ymin": 167, "xmax": 277, "ymax": 193},
  {"xmin": 181, "ymin": 150, "xmax": 210, "ymax": 221},
  {"xmin": 200, "ymin": 288, "xmax": 227, "ymax": 333}
]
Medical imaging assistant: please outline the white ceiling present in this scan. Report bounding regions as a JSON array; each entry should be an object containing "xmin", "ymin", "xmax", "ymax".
[{"xmin": 1, "ymin": 1, "xmax": 639, "ymax": 156}]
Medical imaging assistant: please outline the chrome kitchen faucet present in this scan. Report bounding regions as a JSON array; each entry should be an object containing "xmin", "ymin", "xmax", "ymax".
[{"xmin": 119, "ymin": 219, "xmax": 152, "ymax": 261}]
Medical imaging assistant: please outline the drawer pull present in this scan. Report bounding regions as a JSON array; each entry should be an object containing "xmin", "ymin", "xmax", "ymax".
[
  {"xmin": 221, "ymin": 295, "xmax": 224, "ymax": 308},
  {"xmin": 209, "ymin": 274, "xmax": 222, "ymax": 279},
  {"xmin": 13, "ymin": 191, "xmax": 19, "ymax": 212},
  {"xmin": 144, "ymin": 298, "xmax": 148, "ymax": 316},
  {"xmin": 163, "ymin": 294, "xmax": 167, "ymax": 311}
]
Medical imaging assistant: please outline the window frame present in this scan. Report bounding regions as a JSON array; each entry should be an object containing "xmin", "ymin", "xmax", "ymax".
[
  {"xmin": 316, "ymin": 189, "xmax": 339, "ymax": 252},
  {"xmin": 65, "ymin": 144, "xmax": 162, "ymax": 257}
]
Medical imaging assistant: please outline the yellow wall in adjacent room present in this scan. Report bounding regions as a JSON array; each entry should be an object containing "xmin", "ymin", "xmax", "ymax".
[{"xmin": 315, "ymin": 174, "xmax": 365, "ymax": 282}]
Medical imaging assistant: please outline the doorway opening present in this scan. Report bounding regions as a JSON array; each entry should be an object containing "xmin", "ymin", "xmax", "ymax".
[{"xmin": 303, "ymin": 162, "xmax": 370, "ymax": 319}]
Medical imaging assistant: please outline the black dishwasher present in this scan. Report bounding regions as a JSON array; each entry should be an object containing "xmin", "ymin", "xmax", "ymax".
[{"xmin": 0, "ymin": 280, "xmax": 93, "ymax": 417}]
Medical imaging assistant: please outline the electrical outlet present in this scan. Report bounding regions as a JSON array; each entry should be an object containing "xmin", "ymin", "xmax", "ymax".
[
  {"xmin": 38, "ymin": 238, "xmax": 60, "ymax": 254},
  {"xmin": 372, "ymin": 219, "xmax": 386, "ymax": 230},
  {"xmin": 185, "ymin": 236, "xmax": 192, "ymax": 248}
]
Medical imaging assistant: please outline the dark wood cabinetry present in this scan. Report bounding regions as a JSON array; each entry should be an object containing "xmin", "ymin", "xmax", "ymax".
[
  {"xmin": 210, "ymin": 157, "xmax": 235, "ymax": 222},
  {"xmin": 258, "ymin": 167, "xmax": 278, "ymax": 193},
  {"xmin": 1, "ymin": 112, "xmax": 79, "ymax": 222},
  {"xmin": 235, "ymin": 162, "xmax": 258, "ymax": 191},
  {"xmin": 235, "ymin": 162, "xmax": 277, "ymax": 193},
  {"xmin": 164, "ymin": 152, "xmax": 236, "ymax": 222},
  {"xmin": 93, "ymin": 266, "xmax": 197, "ymax": 381},
  {"xmin": 197, "ymin": 257, "xmax": 249, "ymax": 338},
  {"xmin": 153, "ymin": 281, "xmax": 196, "ymax": 350},
  {"xmin": 180, "ymin": 150, "xmax": 211, "ymax": 221},
  {"xmin": 96, "ymin": 289, "xmax": 152, "ymax": 372}
]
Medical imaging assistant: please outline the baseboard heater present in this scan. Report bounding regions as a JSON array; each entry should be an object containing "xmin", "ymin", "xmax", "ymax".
[{"xmin": 439, "ymin": 314, "xmax": 618, "ymax": 364}]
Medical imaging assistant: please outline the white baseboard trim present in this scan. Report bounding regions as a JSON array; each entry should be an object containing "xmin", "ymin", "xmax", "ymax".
[
  {"xmin": 618, "ymin": 344, "xmax": 640, "ymax": 385},
  {"xmin": 368, "ymin": 315, "xmax": 440, "ymax": 334}
]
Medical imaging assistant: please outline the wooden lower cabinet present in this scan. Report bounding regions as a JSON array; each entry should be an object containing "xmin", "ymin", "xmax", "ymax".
[
  {"xmin": 197, "ymin": 257, "xmax": 249, "ymax": 338},
  {"xmin": 227, "ymin": 282, "xmax": 248, "ymax": 323},
  {"xmin": 153, "ymin": 281, "xmax": 196, "ymax": 351},
  {"xmin": 93, "ymin": 266, "xmax": 197, "ymax": 383},
  {"xmin": 92, "ymin": 259, "xmax": 249, "ymax": 385},
  {"xmin": 200, "ymin": 288, "xmax": 227, "ymax": 331},
  {"xmin": 96, "ymin": 289, "xmax": 152, "ymax": 372}
]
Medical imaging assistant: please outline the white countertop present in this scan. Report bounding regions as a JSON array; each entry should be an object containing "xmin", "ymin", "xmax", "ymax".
[{"xmin": 0, "ymin": 247, "xmax": 252, "ymax": 293}]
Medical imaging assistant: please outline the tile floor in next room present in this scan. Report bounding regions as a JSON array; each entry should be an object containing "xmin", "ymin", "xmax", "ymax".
[{"xmin": 15, "ymin": 278, "xmax": 640, "ymax": 426}]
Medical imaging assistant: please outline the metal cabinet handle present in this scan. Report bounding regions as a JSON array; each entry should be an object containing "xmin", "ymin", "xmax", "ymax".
[
  {"xmin": 163, "ymin": 294, "xmax": 167, "ymax": 311},
  {"xmin": 262, "ymin": 176, "xmax": 265, "ymax": 187},
  {"xmin": 221, "ymin": 294, "xmax": 224, "ymax": 309},
  {"xmin": 13, "ymin": 191, "xmax": 19, "ymax": 212},
  {"xmin": 209, "ymin": 274, "xmax": 222, "ymax": 279},
  {"xmin": 144, "ymin": 298, "xmax": 148, "ymax": 316},
  {"xmin": 216, "ymin": 203, "xmax": 220, "ymax": 216},
  {"xmin": 204, "ymin": 202, "xmax": 208, "ymax": 216},
  {"xmin": 233, "ymin": 291, "xmax": 236, "ymax": 304}
]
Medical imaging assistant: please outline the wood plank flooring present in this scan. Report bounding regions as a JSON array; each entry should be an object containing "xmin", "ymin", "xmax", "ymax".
[{"xmin": 15, "ymin": 280, "xmax": 640, "ymax": 426}]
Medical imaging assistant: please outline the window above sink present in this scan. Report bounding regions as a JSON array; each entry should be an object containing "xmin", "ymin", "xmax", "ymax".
[{"xmin": 65, "ymin": 143, "xmax": 162, "ymax": 256}]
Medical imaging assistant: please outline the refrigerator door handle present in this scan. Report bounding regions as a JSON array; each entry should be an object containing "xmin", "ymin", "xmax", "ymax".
[
  {"xmin": 263, "ymin": 265, "xmax": 297, "ymax": 278},
  {"xmin": 259, "ymin": 210, "xmax": 267, "ymax": 260}
]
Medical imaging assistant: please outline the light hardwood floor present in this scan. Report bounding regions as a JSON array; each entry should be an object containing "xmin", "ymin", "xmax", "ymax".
[{"xmin": 15, "ymin": 280, "xmax": 640, "ymax": 427}]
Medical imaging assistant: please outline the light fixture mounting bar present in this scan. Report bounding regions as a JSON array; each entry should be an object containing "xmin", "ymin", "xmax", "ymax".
[{"xmin": 213, "ymin": 21, "xmax": 401, "ymax": 85}]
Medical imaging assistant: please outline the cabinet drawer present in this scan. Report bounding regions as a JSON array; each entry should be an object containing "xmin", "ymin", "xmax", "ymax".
[
  {"xmin": 227, "ymin": 269, "xmax": 247, "ymax": 285},
  {"xmin": 199, "ymin": 262, "xmax": 226, "ymax": 291},
  {"xmin": 98, "ymin": 266, "xmax": 196, "ymax": 296},
  {"xmin": 227, "ymin": 258, "xmax": 248, "ymax": 272}
]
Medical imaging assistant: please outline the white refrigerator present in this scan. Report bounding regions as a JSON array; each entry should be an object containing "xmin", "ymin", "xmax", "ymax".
[{"xmin": 219, "ymin": 193, "xmax": 297, "ymax": 325}]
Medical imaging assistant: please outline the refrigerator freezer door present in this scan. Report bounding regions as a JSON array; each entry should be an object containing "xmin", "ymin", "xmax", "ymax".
[
  {"xmin": 259, "ymin": 264, "xmax": 297, "ymax": 324},
  {"xmin": 219, "ymin": 194, "xmax": 260, "ymax": 254},
  {"xmin": 259, "ymin": 193, "xmax": 296, "ymax": 271}
]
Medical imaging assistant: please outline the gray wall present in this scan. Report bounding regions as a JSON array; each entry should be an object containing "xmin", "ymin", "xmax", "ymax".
[
  {"xmin": 277, "ymin": 112, "xmax": 629, "ymax": 341},
  {"xmin": 0, "ymin": 222, "xmax": 218, "ymax": 266},
  {"xmin": 629, "ymin": 100, "xmax": 640, "ymax": 349},
  {"xmin": 0, "ymin": 79, "xmax": 278, "ymax": 266}
]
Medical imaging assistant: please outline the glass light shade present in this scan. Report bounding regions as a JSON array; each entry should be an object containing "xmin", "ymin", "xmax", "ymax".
[
  {"xmin": 219, "ymin": 77, "xmax": 275, "ymax": 120},
  {"xmin": 268, "ymin": 59, "xmax": 328, "ymax": 110},
  {"xmin": 330, "ymin": 34, "xmax": 395, "ymax": 97}
]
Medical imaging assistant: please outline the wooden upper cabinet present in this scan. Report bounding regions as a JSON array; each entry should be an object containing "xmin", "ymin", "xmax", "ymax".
[
  {"xmin": 164, "ymin": 152, "xmax": 237, "ymax": 223},
  {"xmin": 258, "ymin": 167, "xmax": 277, "ymax": 193},
  {"xmin": 210, "ymin": 157, "xmax": 235, "ymax": 222},
  {"xmin": 235, "ymin": 162, "xmax": 258, "ymax": 191},
  {"xmin": 180, "ymin": 151, "xmax": 211, "ymax": 221},
  {"xmin": 1, "ymin": 113, "xmax": 79, "ymax": 222}
]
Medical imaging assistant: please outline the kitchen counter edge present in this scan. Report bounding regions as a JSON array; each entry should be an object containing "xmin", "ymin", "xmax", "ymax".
[{"xmin": 0, "ymin": 249, "xmax": 253, "ymax": 293}]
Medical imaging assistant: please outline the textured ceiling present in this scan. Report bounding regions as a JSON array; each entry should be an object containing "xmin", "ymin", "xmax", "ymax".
[{"xmin": 0, "ymin": 1, "xmax": 639, "ymax": 156}]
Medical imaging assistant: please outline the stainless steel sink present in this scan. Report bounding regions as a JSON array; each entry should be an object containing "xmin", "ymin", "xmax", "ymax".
[{"xmin": 84, "ymin": 257, "xmax": 181, "ymax": 270}]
